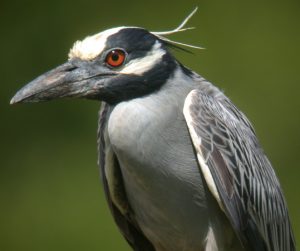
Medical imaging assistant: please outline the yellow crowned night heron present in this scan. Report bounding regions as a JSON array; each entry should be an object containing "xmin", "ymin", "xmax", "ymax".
[{"xmin": 11, "ymin": 8, "xmax": 295, "ymax": 251}]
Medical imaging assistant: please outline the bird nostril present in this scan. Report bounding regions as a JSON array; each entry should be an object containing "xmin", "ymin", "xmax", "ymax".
[{"xmin": 65, "ymin": 66, "xmax": 78, "ymax": 72}]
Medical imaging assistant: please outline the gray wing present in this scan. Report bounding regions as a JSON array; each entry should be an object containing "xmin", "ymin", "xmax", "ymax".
[
  {"xmin": 98, "ymin": 103, "xmax": 155, "ymax": 251},
  {"xmin": 183, "ymin": 89, "xmax": 295, "ymax": 251}
]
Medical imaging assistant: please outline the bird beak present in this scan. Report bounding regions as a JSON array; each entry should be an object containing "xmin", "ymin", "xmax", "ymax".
[{"xmin": 10, "ymin": 60, "xmax": 116, "ymax": 104}]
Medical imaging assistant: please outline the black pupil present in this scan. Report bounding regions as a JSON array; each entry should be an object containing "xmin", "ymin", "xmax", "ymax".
[{"xmin": 111, "ymin": 51, "xmax": 119, "ymax": 61}]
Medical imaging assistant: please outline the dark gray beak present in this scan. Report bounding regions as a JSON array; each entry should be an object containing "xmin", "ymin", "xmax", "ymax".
[{"xmin": 10, "ymin": 60, "xmax": 116, "ymax": 104}]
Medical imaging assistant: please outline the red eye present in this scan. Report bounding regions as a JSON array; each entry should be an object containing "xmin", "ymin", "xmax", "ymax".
[{"xmin": 105, "ymin": 49, "xmax": 126, "ymax": 67}]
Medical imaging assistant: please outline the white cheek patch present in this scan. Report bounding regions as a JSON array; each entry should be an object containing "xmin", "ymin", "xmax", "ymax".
[
  {"xmin": 120, "ymin": 41, "xmax": 165, "ymax": 75},
  {"xmin": 68, "ymin": 27, "xmax": 126, "ymax": 60},
  {"xmin": 68, "ymin": 28, "xmax": 166, "ymax": 75}
]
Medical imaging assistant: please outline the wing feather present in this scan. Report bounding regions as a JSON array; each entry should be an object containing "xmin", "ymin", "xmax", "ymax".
[{"xmin": 183, "ymin": 89, "xmax": 295, "ymax": 251}]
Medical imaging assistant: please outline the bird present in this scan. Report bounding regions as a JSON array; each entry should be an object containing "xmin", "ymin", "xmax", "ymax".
[{"xmin": 10, "ymin": 8, "xmax": 295, "ymax": 251}]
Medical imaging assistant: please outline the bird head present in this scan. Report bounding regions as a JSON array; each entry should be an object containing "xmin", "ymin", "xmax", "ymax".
[{"xmin": 11, "ymin": 8, "xmax": 202, "ymax": 105}]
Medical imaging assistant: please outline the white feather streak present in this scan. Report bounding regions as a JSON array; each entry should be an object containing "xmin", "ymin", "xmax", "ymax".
[
  {"xmin": 120, "ymin": 41, "xmax": 165, "ymax": 75},
  {"xmin": 151, "ymin": 7, "xmax": 204, "ymax": 50},
  {"xmin": 183, "ymin": 90, "xmax": 224, "ymax": 212},
  {"xmin": 152, "ymin": 7, "xmax": 198, "ymax": 35}
]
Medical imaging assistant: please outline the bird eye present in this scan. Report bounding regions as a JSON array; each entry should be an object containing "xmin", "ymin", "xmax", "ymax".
[{"xmin": 105, "ymin": 49, "xmax": 126, "ymax": 67}]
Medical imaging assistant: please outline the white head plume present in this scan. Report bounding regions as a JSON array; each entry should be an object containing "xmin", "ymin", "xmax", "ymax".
[{"xmin": 151, "ymin": 7, "xmax": 204, "ymax": 50}]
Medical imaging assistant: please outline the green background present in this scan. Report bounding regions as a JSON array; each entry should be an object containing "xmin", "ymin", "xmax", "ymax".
[{"xmin": 1, "ymin": 0, "xmax": 299, "ymax": 250}]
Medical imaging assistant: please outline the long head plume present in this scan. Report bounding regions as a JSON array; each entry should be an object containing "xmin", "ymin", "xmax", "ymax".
[{"xmin": 151, "ymin": 7, "xmax": 204, "ymax": 50}]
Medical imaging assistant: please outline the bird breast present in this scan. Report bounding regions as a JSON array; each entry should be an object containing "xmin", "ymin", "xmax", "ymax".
[{"xmin": 106, "ymin": 79, "xmax": 215, "ymax": 250}]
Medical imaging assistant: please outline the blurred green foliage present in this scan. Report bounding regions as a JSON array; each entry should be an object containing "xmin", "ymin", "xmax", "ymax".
[{"xmin": 1, "ymin": 0, "xmax": 299, "ymax": 250}]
